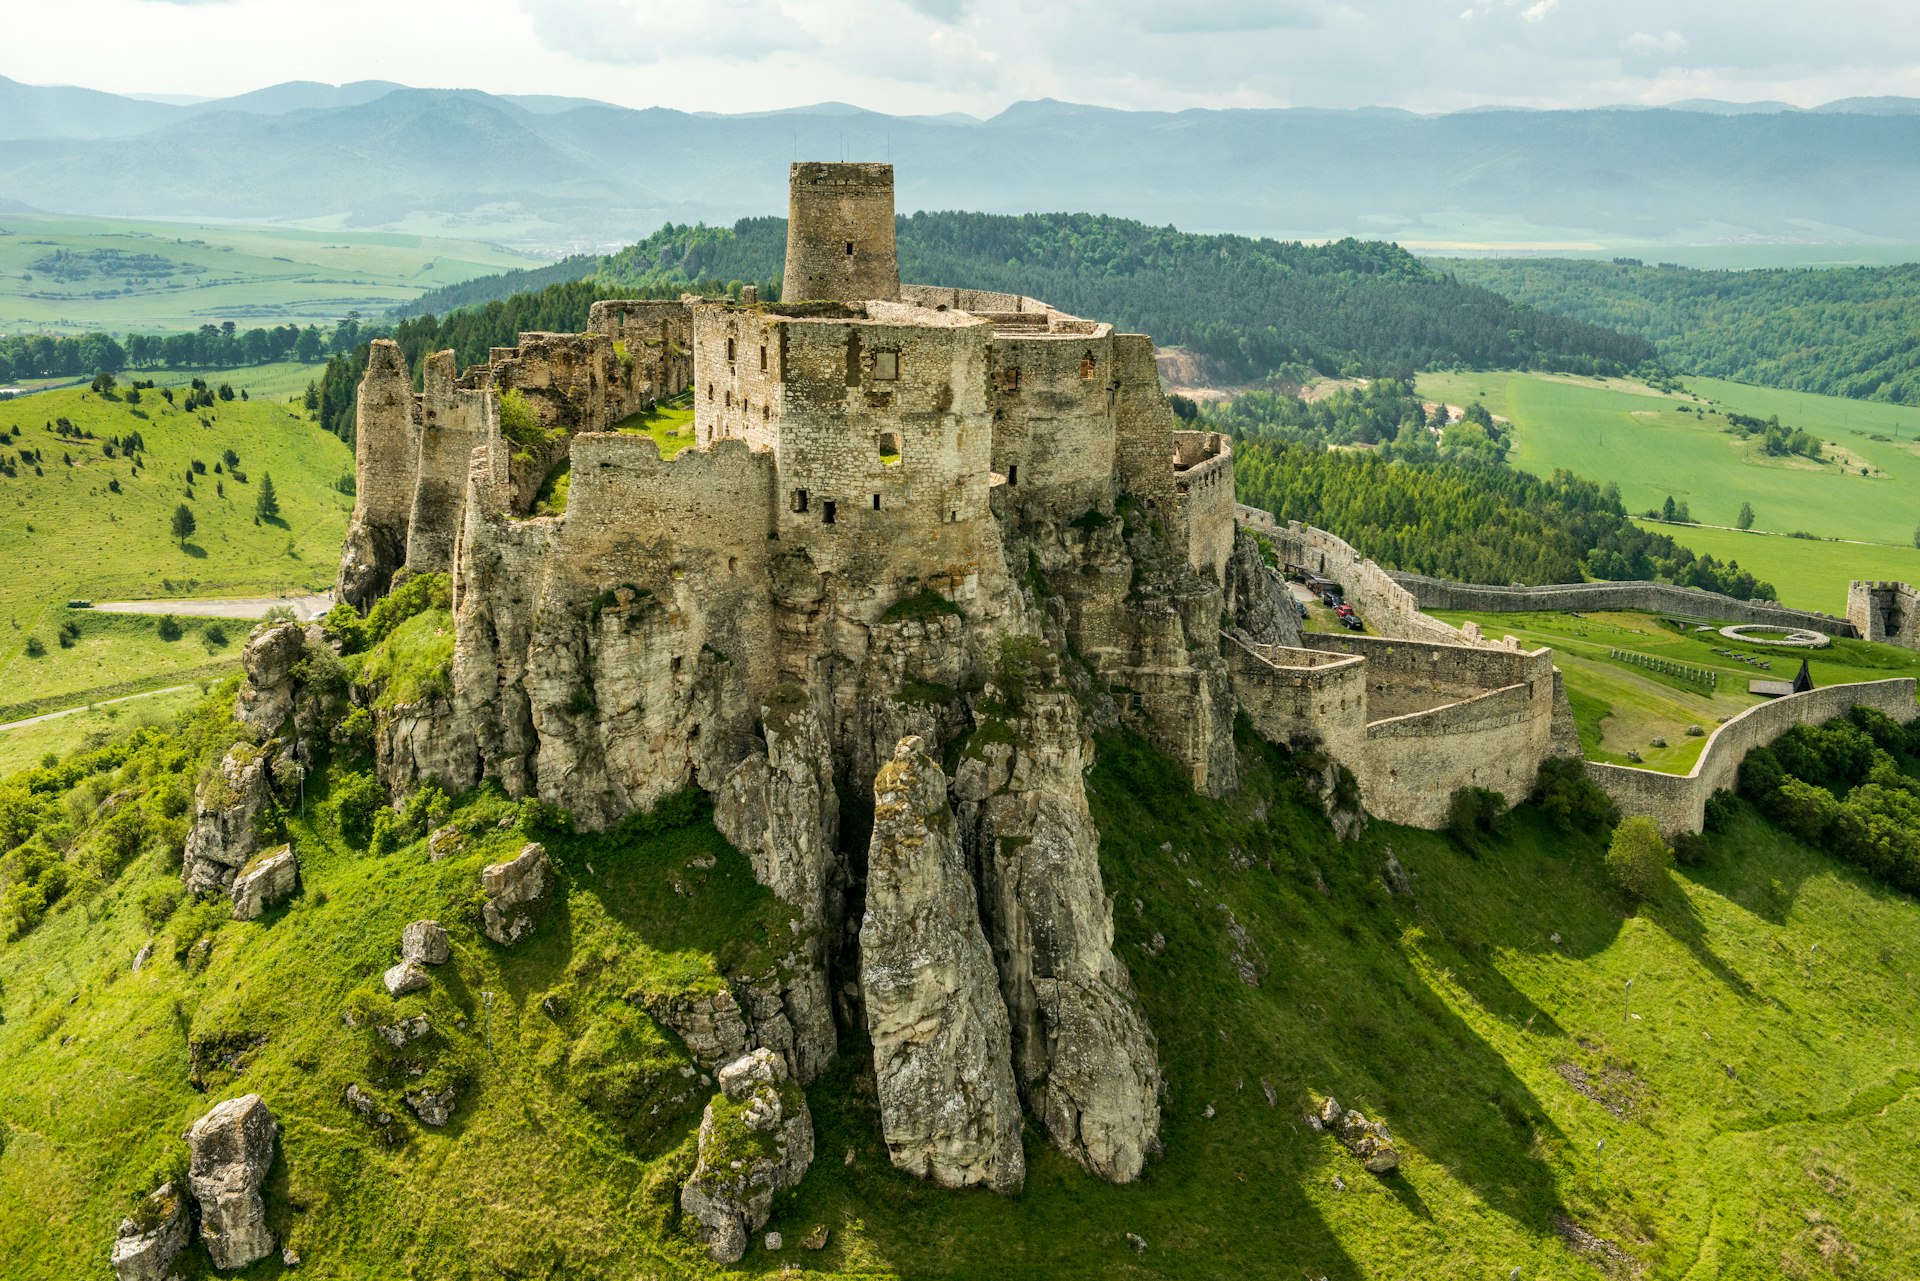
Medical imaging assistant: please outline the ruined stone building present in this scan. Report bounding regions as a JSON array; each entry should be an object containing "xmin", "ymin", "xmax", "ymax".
[{"xmin": 329, "ymin": 162, "xmax": 1576, "ymax": 1195}]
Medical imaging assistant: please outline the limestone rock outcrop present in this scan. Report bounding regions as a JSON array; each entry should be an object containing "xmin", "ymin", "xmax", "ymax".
[
  {"xmin": 680, "ymin": 1048, "xmax": 815, "ymax": 1264},
  {"xmin": 182, "ymin": 744, "xmax": 274, "ymax": 895},
  {"xmin": 861, "ymin": 737, "xmax": 1025, "ymax": 1193},
  {"xmin": 642, "ymin": 986, "xmax": 751, "ymax": 1070},
  {"xmin": 109, "ymin": 1183, "xmax": 188, "ymax": 1281},
  {"xmin": 480, "ymin": 842, "xmax": 550, "ymax": 945},
  {"xmin": 400, "ymin": 920, "xmax": 450, "ymax": 966},
  {"xmin": 229, "ymin": 844, "xmax": 297, "ymax": 921},
  {"xmin": 185, "ymin": 1094, "xmax": 277, "ymax": 1270},
  {"xmin": 234, "ymin": 621, "xmax": 308, "ymax": 736},
  {"xmin": 956, "ymin": 686, "xmax": 1161, "ymax": 1183},
  {"xmin": 383, "ymin": 959, "xmax": 430, "ymax": 996},
  {"xmin": 405, "ymin": 1084, "xmax": 458, "ymax": 1126},
  {"xmin": 1313, "ymin": 1095, "xmax": 1400, "ymax": 1174}
]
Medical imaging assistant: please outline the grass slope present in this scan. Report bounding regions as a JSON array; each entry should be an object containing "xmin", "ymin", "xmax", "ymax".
[
  {"xmin": 0, "ymin": 214, "xmax": 542, "ymax": 334},
  {"xmin": 4, "ymin": 708, "xmax": 1920, "ymax": 1278},
  {"xmin": 1417, "ymin": 371, "xmax": 1920, "ymax": 611},
  {"xmin": 0, "ymin": 685, "xmax": 203, "ymax": 777},
  {"xmin": 0, "ymin": 379, "xmax": 352, "ymax": 700}
]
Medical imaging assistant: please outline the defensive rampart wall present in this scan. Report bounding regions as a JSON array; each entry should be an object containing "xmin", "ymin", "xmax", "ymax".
[
  {"xmin": 1173, "ymin": 432, "xmax": 1236, "ymax": 585},
  {"xmin": 1587, "ymin": 677, "xmax": 1919, "ymax": 835},
  {"xmin": 1237, "ymin": 508, "xmax": 1467, "ymax": 644},
  {"xmin": 1394, "ymin": 571, "xmax": 1854, "ymax": 636}
]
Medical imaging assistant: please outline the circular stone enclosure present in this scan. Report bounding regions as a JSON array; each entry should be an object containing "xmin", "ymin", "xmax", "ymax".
[{"xmin": 1719, "ymin": 624, "xmax": 1831, "ymax": 649}]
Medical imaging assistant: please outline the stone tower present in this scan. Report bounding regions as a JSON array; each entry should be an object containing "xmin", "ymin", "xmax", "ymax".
[{"xmin": 782, "ymin": 162, "xmax": 900, "ymax": 303}]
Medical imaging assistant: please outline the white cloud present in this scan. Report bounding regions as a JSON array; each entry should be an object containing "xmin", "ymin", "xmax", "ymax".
[
  {"xmin": 1623, "ymin": 30, "xmax": 1689, "ymax": 56},
  {"xmin": 1521, "ymin": 0, "xmax": 1559, "ymax": 24}
]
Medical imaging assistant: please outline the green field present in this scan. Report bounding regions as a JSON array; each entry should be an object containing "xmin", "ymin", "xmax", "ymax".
[
  {"xmin": 0, "ymin": 684, "xmax": 205, "ymax": 777},
  {"xmin": 7, "ymin": 699, "xmax": 1920, "ymax": 1277},
  {"xmin": 0, "ymin": 214, "xmax": 543, "ymax": 335},
  {"xmin": 0, "ymin": 378, "xmax": 351, "ymax": 707},
  {"xmin": 0, "ymin": 613, "xmax": 244, "ymax": 725},
  {"xmin": 1417, "ymin": 370, "xmax": 1920, "ymax": 611},
  {"xmin": 1433, "ymin": 609, "xmax": 1920, "ymax": 771}
]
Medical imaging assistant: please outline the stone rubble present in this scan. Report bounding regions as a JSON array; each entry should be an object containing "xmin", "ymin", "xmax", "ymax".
[
  {"xmin": 480, "ymin": 842, "xmax": 550, "ymax": 946},
  {"xmin": 382, "ymin": 959, "xmax": 430, "ymax": 997},
  {"xmin": 400, "ymin": 919, "xmax": 450, "ymax": 966}
]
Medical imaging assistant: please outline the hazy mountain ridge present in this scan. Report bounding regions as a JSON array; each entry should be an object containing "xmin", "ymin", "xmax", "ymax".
[{"xmin": 4, "ymin": 77, "xmax": 1920, "ymax": 252}]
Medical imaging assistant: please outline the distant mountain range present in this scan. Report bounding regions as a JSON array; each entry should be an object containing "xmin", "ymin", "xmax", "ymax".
[{"xmin": 4, "ymin": 75, "xmax": 1920, "ymax": 254}]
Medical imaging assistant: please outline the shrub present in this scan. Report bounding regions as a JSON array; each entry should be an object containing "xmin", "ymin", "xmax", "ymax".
[
  {"xmin": 22, "ymin": 636, "xmax": 44, "ymax": 658},
  {"xmin": 1530, "ymin": 756, "xmax": 1618, "ymax": 835},
  {"xmin": 321, "ymin": 602, "xmax": 369, "ymax": 655},
  {"xmin": 1703, "ymin": 788, "xmax": 1738, "ymax": 833},
  {"xmin": 331, "ymin": 771, "xmax": 385, "ymax": 849},
  {"xmin": 1671, "ymin": 830, "xmax": 1710, "ymax": 866},
  {"xmin": 140, "ymin": 882, "xmax": 183, "ymax": 930},
  {"xmin": 363, "ymin": 573, "xmax": 451, "ymax": 648},
  {"xmin": 1605, "ymin": 816, "xmax": 1672, "ymax": 898},
  {"xmin": 1738, "ymin": 745, "xmax": 1784, "ymax": 800},
  {"xmin": 990, "ymin": 634, "xmax": 1047, "ymax": 714},
  {"xmin": 155, "ymin": 615, "xmax": 183, "ymax": 642},
  {"xmin": 1446, "ymin": 786, "xmax": 1507, "ymax": 846}
]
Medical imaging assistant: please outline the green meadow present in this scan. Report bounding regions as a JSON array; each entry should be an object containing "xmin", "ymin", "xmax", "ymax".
[
  {"xmin": 8, "ymin": 704, "xmax": 1920, "ymax": 1279},
  {"xmin": 1417, "ymin": 371, "xmax": 1920, "ymax": 611},
  {"xmin": 0, "ymin": 214, "xmax": 542, "ymax": 335},
  {"xmin": 0, "ymin": 377, "xmax": 352, "ymax": 709},
  {"xmin": 0, "ymin": 684, "xmax": 204, "ymax": 777}
]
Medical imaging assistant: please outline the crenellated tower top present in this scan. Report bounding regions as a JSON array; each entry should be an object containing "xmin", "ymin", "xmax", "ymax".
[{"xmin": 782, "ymin": 162, "xmax": 900, "ymax": 304}]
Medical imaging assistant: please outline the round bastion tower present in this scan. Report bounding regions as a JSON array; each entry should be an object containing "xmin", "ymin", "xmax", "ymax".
[{"xmin": 782, "ymin": 162, "xmax": 901, "ymax": 303}]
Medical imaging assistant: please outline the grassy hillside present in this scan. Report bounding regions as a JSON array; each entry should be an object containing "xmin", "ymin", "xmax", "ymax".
[
  {"xmin": 0, "ymin": 214, "xmax": 542, "ymax": 335},
  {"xmin": 4, "ymin": 696, "xmax": 1920, "ymax": 1278},
  {"xmin": 1417, "ymin": 371, "xmax": 1920, "ymax": 611},
  {"xmin": 0, "ymin": 378, "xmax": 352, "ymax": 704},
  {"xmin": 0, "ymin": 685, "xmax": 203, "ymax": 777}
]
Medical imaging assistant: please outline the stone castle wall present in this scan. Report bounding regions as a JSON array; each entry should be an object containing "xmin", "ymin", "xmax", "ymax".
[
  {"xmin": 1587, "ymin": 678, "xmax": 1920, "ymax": 834},
  {"xmin": 988, "ymin": 327, "xmax": 1119, "ymax": 522},
  {"xmin": 1241, "ymin": 509, "xmax": 1468, "ymax": 644},
  {"xmin": 1173, "ymin": 431, "xmax": 1236, "ymax": 585},
  {"xmin": 1397, "ymin": 572, "xmax": 1855, "ymax": 636},
  {"xmin": 407, "ymin": 351, "xmax": 488, "ymax": 577},
  {"xmin": 589, "ymin": 299, "xmax": 694, "ymax": 402},
  {"xmin": 784, "ymin": 162, "xmax": 900, "ymax": 304},
  {"xmin": 694, "ymin": 306, "xmax": 787, "ymax": 451},
  {"xmin": 1111, "ymin": 335, "xmax": 1178, "ymax": 517},
  {"xmin": 1847, "ymin": 580, "xmax": 1920, "ymax": 649}
]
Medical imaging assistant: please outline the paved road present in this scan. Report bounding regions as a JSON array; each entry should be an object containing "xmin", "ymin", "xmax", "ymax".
[
  {"xmin": 0, "ymin": 684, "xmax": 194, "ymax": 734},
  {"xmin": 87, "ymin": 592, "xmax": 335, "ymax": 621}
]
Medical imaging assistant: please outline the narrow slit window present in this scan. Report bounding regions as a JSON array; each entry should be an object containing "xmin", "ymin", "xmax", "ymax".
[
  {"xmin": 823, "ymin": 500, "xmax": 837, "ymax": 525},
  {"xmin": 759, "ymin": 345, "xmax": 768, "ymax": 371},
  {"xmin": 706, "ymin": 383, "xmax": 714, "ymax": 402},
  {"xmin": 1007, "ymin": 463, "xmax": 1018, "ymax": 486},
  {"xmin": 872, "ymin": 493, "xmax": 881, "ymax": 510},
  {"xmin": 845, "ymin": 241, "xmax": 855, "ymax": 255},
  {"xmin": 1004, "ymin": 367, "xmax": 1020, "ymax": 392},
  {"xmin": 726, "ymin": 337, "xmax": 736, "ymax": 363}
]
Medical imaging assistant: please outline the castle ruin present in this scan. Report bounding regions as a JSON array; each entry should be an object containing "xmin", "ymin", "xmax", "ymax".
[{"xmin": 332, "ymin": 162, "xmax": 1581, "ymax": 1198}]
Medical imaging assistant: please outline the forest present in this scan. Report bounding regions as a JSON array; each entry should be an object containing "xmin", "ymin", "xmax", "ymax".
[
  {"xmin": 1437, "ymin": 257, "xmax": 1920, "ymax": 405},
  {"xmin": 1220, "ymin": 384, "xmax": 1778, "ymax": 600},
  {"xmin": 403, "ymin": 212, "xmax": 1657, "ymax": 382}
]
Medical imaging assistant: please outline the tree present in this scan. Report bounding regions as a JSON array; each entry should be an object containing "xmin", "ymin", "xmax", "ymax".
[
  {"xmin": 156, "ymin": 615, "xmax": 183, "ymax": 642},
  {"xmin": 169, "ymin": 503, "xmax": 195, "ymax": 547},
  {"xmin": 255, "ymin": 473, "xmax": 280, "ymax": 522},
  {"xmin": 1737, "ymin": 501, "xmax": 1755, "ymax": 530},
  {"xmin": 1661, "ymin": 495, "xmax": 1678, "ymax": 521},
  {"xmin": 1605, "ymin": 816, "xmax": 1672, "ymax": 898}
]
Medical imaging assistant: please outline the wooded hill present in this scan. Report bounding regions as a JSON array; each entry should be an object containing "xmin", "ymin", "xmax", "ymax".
[
  {"xmin": 398, "ymin": 214, "xmax": 1655, "ymax": 384},
  {"xmin": 1437, "ymin": 257, "xmax": 1920, "ymax": 405}
]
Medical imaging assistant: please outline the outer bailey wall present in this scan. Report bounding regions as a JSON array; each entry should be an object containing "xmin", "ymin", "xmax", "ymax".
[
  {"xmin": 1223, "ymin": 635, "xmax": 1368, "ymax": 765},
  {"xmin": 1359, "ymin": 680, "xmax": 1552, "ymax": 827},
  {"xmin": 1396, "ymin": 572, "xmax": 1854, "ymax": 636},
  {"xmin": 1242, "ymin": 509, "xmax": 1467, "ymax": 645},
  {"xmin": 990, "ymin": 330, "xmax": 1118, "ymax": 517},
  {"xmin": 901, "ymin": 285, "xmax": 1048, "ymax": 313},
  {"xmin": 772, "ymin": 314, "xmax": 1004, "ymax": 610},
  {"xmin": 1588, "ymin": 677, "xmax": 1920, "ymax": 835},
  {"xmin": 1304, "ymin": 631, "xmax": 1550, "ymax": 707},
  {"xmin": 1173, "ymin": 432, "xmax": 1236, "ymax": 585}
]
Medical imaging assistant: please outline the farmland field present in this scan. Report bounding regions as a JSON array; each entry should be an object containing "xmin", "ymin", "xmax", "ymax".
[
  {"xmin": 0, "ymin": 213, "xmax": 543, "ymax": 335},
  {"xmin": 1417, "ymin": 370, "xmax": 1920, "ymax": 611}
]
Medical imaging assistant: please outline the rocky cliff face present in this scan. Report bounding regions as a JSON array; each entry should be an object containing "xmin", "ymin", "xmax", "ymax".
[{"xmin": 861, "ymin": 737, "xmax": 1026, "ymax": 1192}]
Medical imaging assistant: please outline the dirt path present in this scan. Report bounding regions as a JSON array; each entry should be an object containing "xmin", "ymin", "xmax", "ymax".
[
  {"xmin": 87, "ymin": 592, "xmax": 335, "ymax": 620},
  {"xmin": 0, "ymin": 684, "xmax": 194, "ymax": 733}
]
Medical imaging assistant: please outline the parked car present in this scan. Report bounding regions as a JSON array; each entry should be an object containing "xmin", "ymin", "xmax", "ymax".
[
  {"xmin": 1342, "ymin": 615, "xmax": 1364, "ymax": 630},
  {"xmin": 1334, "ymin": 603, "xmax": 1355, "ymax": 618}
]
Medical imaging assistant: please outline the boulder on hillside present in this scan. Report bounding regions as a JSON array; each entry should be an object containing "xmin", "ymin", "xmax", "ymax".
[
  {"xmin": 234, "ymin": 620, "xmax": 307, "ymax": 736},
  {"xmin": 182, "ymin": 744, "xmax": 274, "ymax": 895},
  {"xmin": 229, "ymin": 844, "xmax": 298, "ymax": 921},
  {"xmin": 185, "ymin": 1094, "xmax": 277, "ymax": 1270},
  {"xmin": 109, "ymin": 1182, "xmax": 188, "ymax": 1281},
  {"xmin": 1314, "ymin": 1095, "xmax": 1400, "ymax": 1174},
  {"xmin": 680, "ymin": 1049, "xmax": 815, "ymax": 1264},
  {"xmin": 383, "ymin": 959, "xmax": 430, "ymax": 997},
  {"xmin": 480, "ymin": 842, "xmax": 550, "ymax": 946},
  {"xmin": 400, "ymin": 919, "xmax": 449, "ymax": 966}
]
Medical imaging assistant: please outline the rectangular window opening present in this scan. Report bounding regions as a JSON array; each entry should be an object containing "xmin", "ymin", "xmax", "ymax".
[
  {"xmin": 759, "ymin": 345, "xmax": 768, "ymax": 371},
  {"xmin": 872, "ymin": 493, "xmax": 881, "ymax": 510},
  {"xmin": 845, "ymin": 241, "xmax": 855, "ymax": 255},
  {"xmin": 726, "ymin": 337, "xmax": 736, "ymax": 363},
  {"xmin": 823, "ymin": 500, "xmax": 838, "ymax": 525},
  {"xmin": 1007, "ymin": 463, "xmax": 1018, "ymax": 486},
  {"xmin": 791, "ymin": 489, "xmax": 809, "ymax": 513}
]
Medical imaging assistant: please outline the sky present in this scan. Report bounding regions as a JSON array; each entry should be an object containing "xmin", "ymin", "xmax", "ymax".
[{"xmin": 7, "ymin": 0, "xmax": 1919, "ymax": 116}]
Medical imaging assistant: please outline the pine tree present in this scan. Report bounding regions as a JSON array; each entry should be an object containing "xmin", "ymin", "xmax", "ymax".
[
  {"xmin": 255, "ymin": 472, "xmax": 280, "ymax": 522},
  {"xmin": 170, "ymin": 504, "xmax": 196, "ymax": 547}
]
